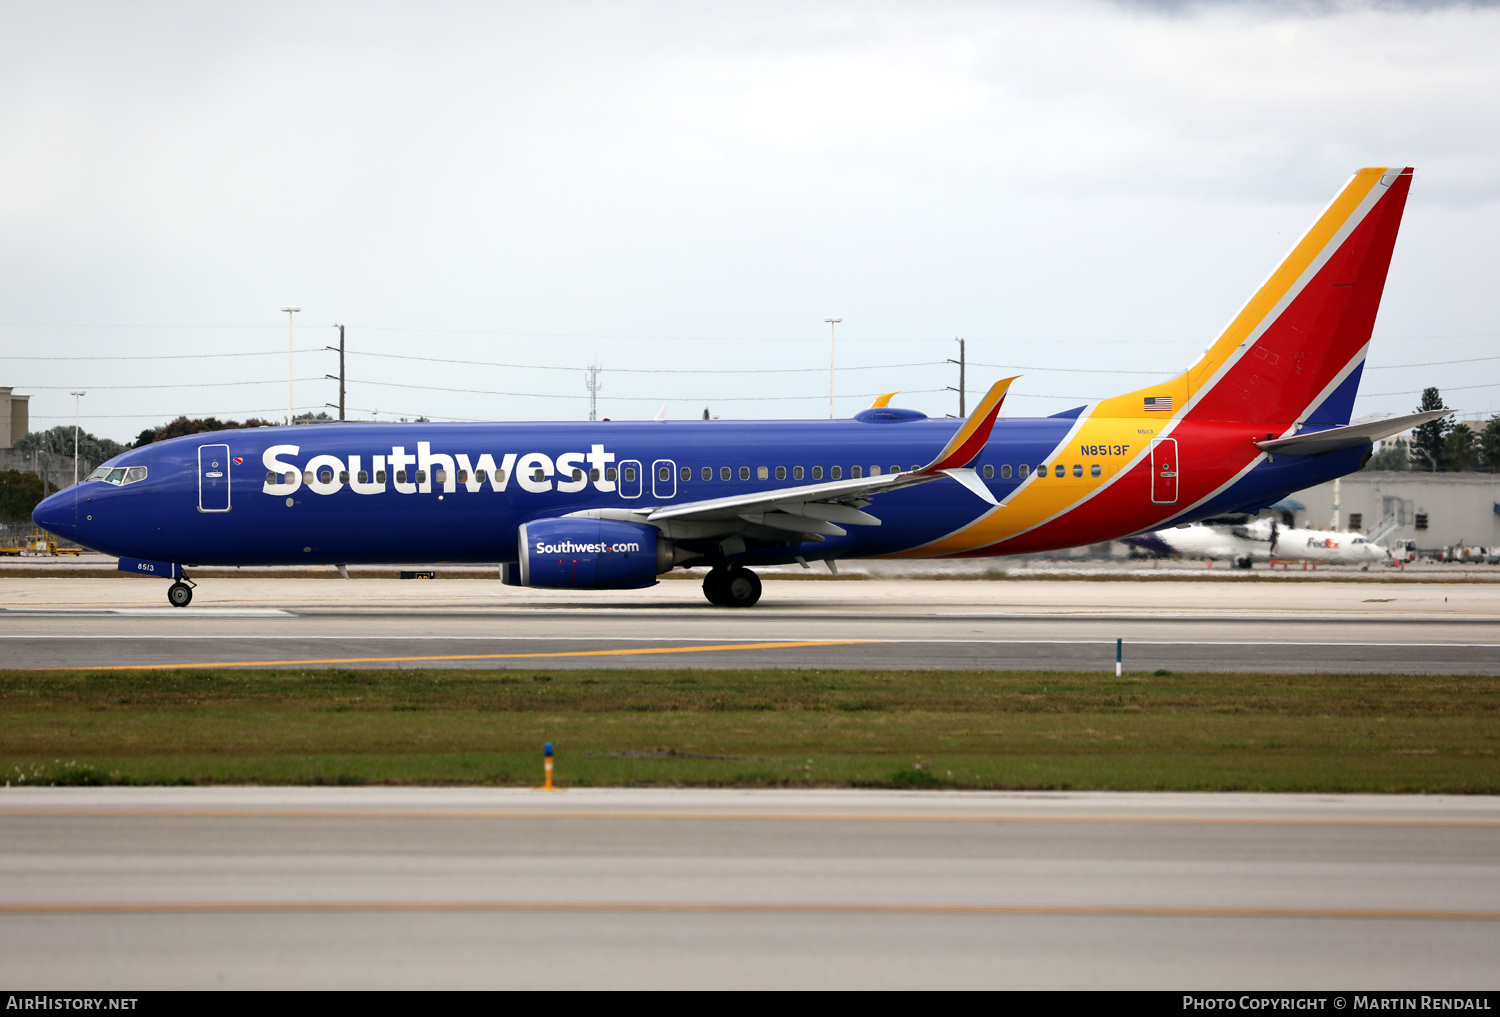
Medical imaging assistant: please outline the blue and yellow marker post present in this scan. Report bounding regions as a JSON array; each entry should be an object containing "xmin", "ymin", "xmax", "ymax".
[{"xmin": 542, "ymin": 741, "xmax": 555, "ymax": 791}]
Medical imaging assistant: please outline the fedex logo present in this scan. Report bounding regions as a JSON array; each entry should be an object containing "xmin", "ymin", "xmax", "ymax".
[
  {"xmin": 1306, "ymin": 537, "xmax": 1339, "ymax": 549},
  {"xmin": 261, "ymin": 443, "xmax": 618, "ymax": 497}
]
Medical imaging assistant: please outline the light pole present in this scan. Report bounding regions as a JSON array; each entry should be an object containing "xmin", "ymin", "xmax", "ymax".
[
  {"xmin": 281, "ymin": 306, "xmax": 301, "ymax": 425},
  {"xmin": 69, "ymin": 391, "xmax": 85, "ymax": 487},
  {"xmin": 823, "ymin": 317, "xmax": 842, "ymax": 419}
]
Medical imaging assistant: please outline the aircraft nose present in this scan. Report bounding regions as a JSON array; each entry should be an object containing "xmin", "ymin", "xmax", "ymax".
[{"xmin": 32, "ymin": 489, "xmax": 78, "ymax": 542}]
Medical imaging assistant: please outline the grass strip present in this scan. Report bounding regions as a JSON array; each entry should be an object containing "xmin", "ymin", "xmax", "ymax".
[{"xmin": 2, "ymin": 667, "xmax": 1496, "ymax": 791}]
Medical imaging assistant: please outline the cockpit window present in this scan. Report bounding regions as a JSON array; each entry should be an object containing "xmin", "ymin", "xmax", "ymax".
[{"xmin": 95, "ymin": 466, "xmax": 148, "ymax": 486}]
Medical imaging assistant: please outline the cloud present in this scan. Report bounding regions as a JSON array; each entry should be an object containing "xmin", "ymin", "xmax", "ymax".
[{"xmin": 1, "ymin": 0, "xmax": 1497, "ymax": 435}]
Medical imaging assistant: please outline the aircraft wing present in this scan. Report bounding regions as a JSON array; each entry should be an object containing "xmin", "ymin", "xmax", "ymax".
[
  {"xmin": 566, "ymin": 377, "xmax": 1017, "ymax": 542},
  {"xmin": 1255, "ymin": 409, "xmax": 1450, "ymax": 456}
]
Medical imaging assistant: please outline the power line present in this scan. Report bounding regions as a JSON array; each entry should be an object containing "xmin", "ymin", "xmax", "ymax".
[
  {"xmin": 349, "ymin": 351, "xmax": 944, "ymax": 374},
  {"xmin": 17, "ymin": 378, "xmax": 326, "ymax": 390},
  {"xmin": 1, "ymin": 349, "xmax": 325, "ymax": 361},
  {"xmin": 352, "ymin": 378, "xmax": 950, "ymax": 402}
]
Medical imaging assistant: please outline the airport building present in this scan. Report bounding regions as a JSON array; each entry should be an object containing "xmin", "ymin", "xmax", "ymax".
[
  {"xmin": 0, "ymin": 387, "xmax": 28, "ymax": 448},
  {"xmin": 1279, "ymin": 471, "xmax": 1500, "ymax": 551}
]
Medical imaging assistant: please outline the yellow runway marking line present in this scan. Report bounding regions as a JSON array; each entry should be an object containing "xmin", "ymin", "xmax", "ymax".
[
  {"xmin": 2, "ymin": 810, "xmax": 1496, "ymax": 828},
  {"xmin": 41, "ymin": 639, "xmax": 875, "ymax": 671},
  {"xmin": 0, "ymin": 900, "xmax": 1496, "ymax": 922}
]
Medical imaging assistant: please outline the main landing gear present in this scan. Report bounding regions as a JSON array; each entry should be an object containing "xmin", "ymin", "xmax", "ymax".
[
  {"xmin": 167, "ymin": 577, "xmax": 195, "ymax": 608},
  {"xmin": 703, "ymin": 567, "xmax": 762, "ymax": 608}
]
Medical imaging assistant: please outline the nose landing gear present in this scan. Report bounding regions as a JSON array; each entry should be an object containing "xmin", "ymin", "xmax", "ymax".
[
  {"xmin": 702, "ymin": 566, "xmax": 762, "ymax": 607},
  {"xmin": 167, "ymin": 577, "xmax": 195, "ymax": 608}
]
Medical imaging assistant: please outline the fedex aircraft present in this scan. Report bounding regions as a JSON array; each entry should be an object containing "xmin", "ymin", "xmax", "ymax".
[
  {"xmin": 1123, "ymin": 518, "xmax": 1396, "ymax": 569},
  {"xmin": 35, "ymin": 166, "xmax": 1446, "ymax": 609}
]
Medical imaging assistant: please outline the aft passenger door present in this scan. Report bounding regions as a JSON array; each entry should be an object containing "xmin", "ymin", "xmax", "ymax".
[
  {"xmin": 1150, "ymin": 438, "xmax": 1178, "ymax": 505},
  {"xmin": 198, "ymin": 443, "xmax": 231, "ymax": 512}
]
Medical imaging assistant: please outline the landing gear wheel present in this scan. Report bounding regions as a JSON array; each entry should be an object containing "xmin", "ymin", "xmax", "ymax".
[
  {"xmin": 167, "ymin": 581, "xmax": 193, "ymax": 608},
  {"xmin": 702, "ymin": 569, "xmax": 730, "ymax": 606},
  {"xmin": 722, "ymin": 567, "xmax": 761, "ymax": 608}
]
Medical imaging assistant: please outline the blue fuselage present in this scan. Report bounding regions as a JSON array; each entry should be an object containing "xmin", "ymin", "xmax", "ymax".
[{"xmin": 33, "ymin": 416, "xmax": 1362, "ymax": 567}]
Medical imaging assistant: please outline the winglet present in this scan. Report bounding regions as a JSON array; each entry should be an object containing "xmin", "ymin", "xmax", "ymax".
[
  {"xmin": 918, "ymin": 377, "xmax": 1018, "ymax": 473},
  {"xmin": 870, "ymin": 391, "xmax": 899, "ymax": 409}
]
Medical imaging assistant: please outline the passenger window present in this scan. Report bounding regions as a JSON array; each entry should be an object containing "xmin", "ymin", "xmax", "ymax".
[
  {"xmin": 1055, "ymin": 464, "xmax": 1065, "ymax": 478},
  {"xmin": 794, "ymin": 466, "xmax": 804, "ymax": 480},
  {"xmin": 572, "ymin": 469, "xmax": 584, "ymax": 482},
  {"xmin": 757, "ymin": 466, "xmax": 768, "ymax": 480},
  {"xmin": 983, "ymin": 465, "xmax": 994, "ymax": 479},
  {"xmin": 266, "ymin": 471, "xmax": 276, "ymax": 483},
  {"xmin": 812, "ymin": 466, "xmax": 823, "ymax": 480},
  {"xmin": 358, "ymin": 471, "xmax": 369, "ymax": 484},
  {"xmin": 890, "ymin": 465, "xmax": 900, "ymax": 475},
  {"xmin": 680, "ymin": 466, "xmax": 690, "ymax": 482},
  {"xmin": 870, "ymin": 465, "xmax": 881, "ymax": 476},
  {"xmin": 1033, "ymin": 466, "xmax": 1043, "ymax": 480},
  {"xmin": 476, "ymin": 470, "xmax": 488, "ymax": 483},
  {"xmin": 457, "ymin": 471, "xmax": 468, "ymax": 484},
  {"xmin": 775, "ymin": 466, "xmax": 785, "ymax": 480},
  {"xmin": 1001, "ymin": 465, "xmax": 1012, "ymax": 479},
  {"xmin": 531, "ymin": 469, "xmax": 543, "ymax": 483},
  {"xmin": 1072, "ymin": 464, "xmax": 1083, "ymax": 478},
  {"xmin": 604, "ymin": 468, "xmax": 615, "ymax": 482},
  {"xmin": 851, "ymin": 466, "xmax": 862, "ymax": 479},
  {"xmin": 339, "ymin": 471, "xmax": 350, "ymax": 484},
  {"xmin": 701, "ymin": 467, "xmax": 711, "ymax": 481},
  {"xmin": 1091, "ymin": 464, "xmax": 1101, "ymax": 478},
  {"xmin": 1018, "ymin": 465, "xmax": 1028, "ymax": 479},
  {"xmin": 720, "ymin": 467, "xmax": 731, "ymax": 481},
  {"xmin": 739, "ymin": 466, "xmax": 750, "ymax": 480},
  {"xmin": 831, "ymin": 466, "xmax": 842, "ymax": 480},
  {"xmin": 304, "ymin": 471, "xmax": 315, "ymax": 484},
  {"xmin": 434, "ymin": 469, "xmax": 446, "ymax": 483},
  {"xmin": 659, "ymin": 466, "xmax": 670, "ymax": 482},
  {"xmin": 376, "ymin": 471, "xmax": 387, "ymax": 484},
  {"xmin": 624, "ymin": 467, "xmax": 637, "ymax": 483},
  {"xmin": 591, "ymin": 468, "xmax": 601, "ymax": 482},
  {"xmin": 416, "ymin": 470, "xmax": 427, "ymax": 484},
  {"xmin": 318, "ymin": 470, "xmax": 332, "ymax": 483}
]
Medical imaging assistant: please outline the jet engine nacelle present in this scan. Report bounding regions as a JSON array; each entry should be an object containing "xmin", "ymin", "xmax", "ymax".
[{"xmin": 515, "ymin": 518, "xmax": 668, "ymax": 590}]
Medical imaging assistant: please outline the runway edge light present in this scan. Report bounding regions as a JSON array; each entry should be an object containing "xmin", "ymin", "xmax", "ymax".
[{"xmin": 1116, "ymin": 639, "xmax": 1122, "ymax": 678}]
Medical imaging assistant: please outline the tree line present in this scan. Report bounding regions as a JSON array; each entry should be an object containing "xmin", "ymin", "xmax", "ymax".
[{"xmin": 1365, "ymin": 388, "xmax": 1500, "ymax": 472}]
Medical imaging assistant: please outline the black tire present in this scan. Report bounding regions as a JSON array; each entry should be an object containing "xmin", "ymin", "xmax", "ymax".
[
  {"xmin": 167, "ymin": 582, "xmax": 193, "ymax": 608},
  {"xmin": 722, "ymin": 567, "xmax": 761, "ymax": 608},
  {"xmin": 702, "ymin": 569, "xmax": 729, "ymax": 605}
]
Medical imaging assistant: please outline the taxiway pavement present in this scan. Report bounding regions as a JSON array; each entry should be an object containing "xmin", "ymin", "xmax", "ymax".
[
  {"xmin": 1, "ymin": 787, "xmax": 1496, "ymax": 989},
  {"xmin": 2, "ymin": 577, "xmax": 1498, "ymax": 673}
]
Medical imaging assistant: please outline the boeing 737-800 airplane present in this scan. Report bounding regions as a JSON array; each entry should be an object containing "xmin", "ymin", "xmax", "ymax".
[{"xmin": 35, "ymin": 167, "xmax": 1445, "ymax": 607}]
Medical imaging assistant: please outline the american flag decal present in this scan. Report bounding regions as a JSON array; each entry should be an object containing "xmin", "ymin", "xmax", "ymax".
[{"xmin": 1144, "ymin": 396, "xmax": 1172, "ymax": 412}]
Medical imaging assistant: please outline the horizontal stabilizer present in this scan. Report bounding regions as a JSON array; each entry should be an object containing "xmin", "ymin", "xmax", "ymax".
[{"xmin": 1255, "ymin": 409, "xmax": 1450, "ymax": 456}]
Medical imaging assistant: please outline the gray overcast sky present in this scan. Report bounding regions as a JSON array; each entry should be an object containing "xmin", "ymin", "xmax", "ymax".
[{"xmin": 3, "ymin": 0, "xmax": 1497, "ymax": 441}]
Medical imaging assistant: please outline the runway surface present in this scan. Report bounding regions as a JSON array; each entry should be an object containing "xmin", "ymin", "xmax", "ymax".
[
  {"xmin": 1, "ymin": 787, "xmax": 1496, "ymax": 989},
  {"xmin": 3, "ymin": 577, "xmax": 1499, "ymax": 673}
]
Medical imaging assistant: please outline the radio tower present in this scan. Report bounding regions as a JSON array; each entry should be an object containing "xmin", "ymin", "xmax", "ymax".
[{"xmin": 586, "ymin": 364, "xmax": 601, "ymax": 421}]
